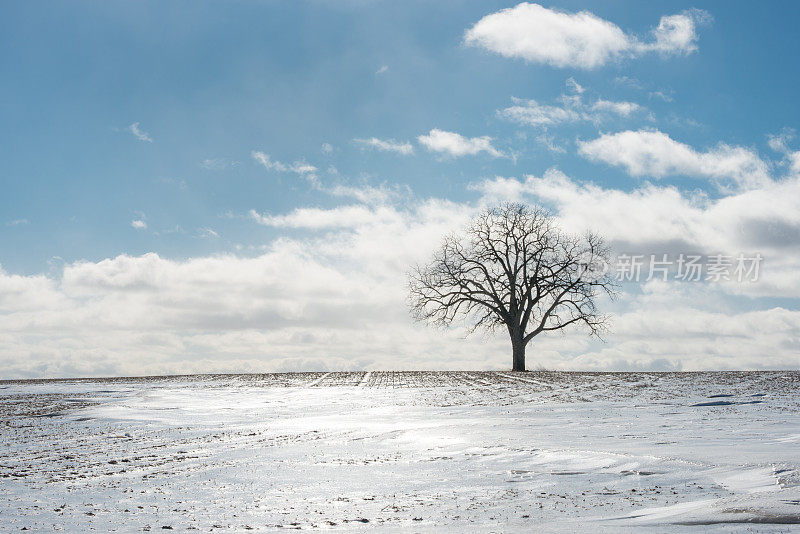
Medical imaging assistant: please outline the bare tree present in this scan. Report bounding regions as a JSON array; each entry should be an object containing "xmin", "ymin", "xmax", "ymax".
[{"xmin": 409, "ymin": 203, "xmax": 617, "ymax": 371}]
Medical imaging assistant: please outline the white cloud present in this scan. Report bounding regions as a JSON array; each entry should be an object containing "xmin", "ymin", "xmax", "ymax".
[
  {"xmin": 572, "ymin": 302, "xmax": 800, "ymax": 371},
  {"xmin": 464, "ymin": 3, "xmax": 709, "ymax": 69},
  {"xmin": 4, "ymin": 160, "xmax": 800, "ymax": 377},
  {"xmin": 767, "ymin": 129, "xmax": 793, "ymax": 153},
  {"xmin": 591, "ymin": 99, "xmax": 641, "ymax": 117},
  {"xmin": 473, "ymin": 169, "xmax": 800, "ymax": 304},
  {"xmin": 2, "ymin": 173, "xmax": 798, "ymax": 378},
  {"xmin": 767, "ymin": 129, "xmax": 800, "ymax": 175},
  {"xmin": 201, "ymin": 158, "xmax": 232, "ymax": 170},
  {"xmin": 645, "ymin": 9, "xmax": 711, "ymax": 55},
  {"xmin": 417, "ymin": 129, "xmax": 504, "ymax": 158},
  {"xmin": 354, "ymin": 137, "xmax": 414, "ymax": 155},
  {"xmin": 499, "ymin": 93, "xmax": 645, "ymax": 127},
  {"xmin": 198, "ymin": 227, "xmax": 219, "ymax": 238},
  {"xmin": 565, "ymin": 77, "xmax": 585, "ymax": 94},
  {"xmin": 500, "ymin": 98, "xmax": 581, "ymax": 126},
  {"xmin": 0, "ymin": 201, "xmax": 484, "ymax": 378},
  {"xmin": 791, "ymin": 153, "xmax": 800, "ymax": 175},
  {"xmin": 614, "ymin": 76, "xmax": 644, "ymax": 89},
  {"xmin": 131, "ymin": 219, "xmax": 147, "ymax": 230},
  {"xmin": 577, "ymin": 129, "xmax": 771, "ymax": 190},
  {"xmin": 321, "ymin": 143, "xmax": 334, "ymax": 155},
  {"xmin": 649, "ymin": 90, "xmax": 674, "ymax": 102},
  {"xmin": 252, "ymin": 151, "xmax": 319, "ymax": 184},
  {"xmin": 5, "ymin": 218, "xmax": 28, "ymax": 227},
  {"xmin": 254, "ymin": 150, "xmax": 402, "ymax": 205},
  {"xmin": 324, "ymin": 182, "xmax": 403, "ymax": 205},
  {"xmin": 128, "ymin": 122, "xmax": 153, "ymax": 142},
  {"xmin": 535, "ymin": 133, "xmax": 566, "ymax": 154},
  {"xmin": 250, "ymin": 205, "xmax": 402, "ymax": 230},
  {"xmin": 376, "ymin": 65, "xmax": 389, "ymax": 75}
]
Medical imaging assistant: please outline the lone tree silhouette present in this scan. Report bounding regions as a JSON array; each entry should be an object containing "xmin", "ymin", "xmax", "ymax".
[{"xmin": 409, "ymin": 203, "xmax": 616, "ymax": 371}]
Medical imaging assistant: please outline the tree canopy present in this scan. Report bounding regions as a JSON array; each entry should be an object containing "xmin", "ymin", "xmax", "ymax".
[{"xmin": 409, "ymin": 203, "xmax": 617, "ymax": 371}]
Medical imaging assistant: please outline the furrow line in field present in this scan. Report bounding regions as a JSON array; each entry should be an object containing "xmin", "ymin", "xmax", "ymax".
[{"xmin": 307, "ymin": 372, "xmax": 331, "ymax": 387}]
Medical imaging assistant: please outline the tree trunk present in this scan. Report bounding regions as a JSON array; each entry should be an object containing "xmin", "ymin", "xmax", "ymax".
[{"xmin": 511, "ymin": 337, "xmax": 526, "ymax": 372}]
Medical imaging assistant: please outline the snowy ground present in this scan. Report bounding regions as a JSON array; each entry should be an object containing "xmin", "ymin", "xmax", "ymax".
[{"xmin": 1, "ymin": 371, "xmax": 799, "ymax": 532}]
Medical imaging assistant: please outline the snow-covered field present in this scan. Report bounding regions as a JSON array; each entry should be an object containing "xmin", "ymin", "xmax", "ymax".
[{"xmin": 1, "ymin": 371, "xmax": 799, "ymax": 532}]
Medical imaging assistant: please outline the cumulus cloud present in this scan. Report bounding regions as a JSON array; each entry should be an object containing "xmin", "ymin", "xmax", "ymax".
[
  {"xmin": 577, "ymin": 129, "xmax": 771, "ymax": 190},
  {"xmin": 354, "ymin": 137, "xmax": 414, "ymax": 155},
  {"xmin": 2, "ymin": 169, "xmax": 799, "ymax": 377},
  {"xmin": 474, "ymin": 169, "xmax": 796, "ymax": 247},
  {"xmin": 464, "ymin": 3, "xmax": 709, "ymax": 69},
  {"xmin": 131, "ymin": 219, "xmax": 147, "ymax": 230},
  {"xmin": 250, "ymin": 205, "xmax": 403, "ymax": 230},
  {"xmin": 417, "ymin": 129, "xmax": 504, "ymax": 158},
  {"xmin": 128, "ymin": 122, "xmax": 153, "ymax": 142},
  {"xmin": 472, "ymin": 168, "xmax": 800, "ymax": 297},
  {"xmin": 572, "ymin": 302, "xmax": 800, "ymax": 371},
  {"xmin": 0, "ymin": 201, "xmax": 485, "ymax": 378},
  {"xmin": 646, "ymin": 9, "xmax": 711, "ymax": 54}
]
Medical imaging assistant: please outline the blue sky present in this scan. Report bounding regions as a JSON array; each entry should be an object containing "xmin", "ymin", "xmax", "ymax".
[
  {"xmin": 1, "ymin": 2, "xmax": 799, "ymax": 377},
  {"xmin": 3, "ymin": 1, "xmax": 799, "ymax": 272}
]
